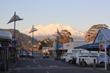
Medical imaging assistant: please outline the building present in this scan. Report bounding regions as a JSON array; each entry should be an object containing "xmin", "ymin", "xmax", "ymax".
[
  {"xmin": 51, "ymin": 40, "xmax": 88, "ymax": 56},
  {"xmin": 0, "ymin": 30, "xmax": 12, "ymax": 71}
]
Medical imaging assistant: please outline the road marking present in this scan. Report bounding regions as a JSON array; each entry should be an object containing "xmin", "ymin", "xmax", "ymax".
[
  {"xmin": 14, "ymin": 67, "xmax": 79, "ymax": 70},
  {"xmin": 33, "ymin": 59, "xmax": 37, "ymax": 64},
  {"xmin": 46, "ymin": 71, "xmax": 49, "ymax": 73},
  {"xmin": 38, "ymin": 64, "xmax": 42, "ymax": 67},
  {"xmin": 49, "ymin": 65, "xmax": 58, "ymax": 67}
]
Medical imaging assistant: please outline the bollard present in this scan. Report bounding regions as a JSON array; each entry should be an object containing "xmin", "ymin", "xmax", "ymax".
[
  {"xmin": 82, "ymin": 59, "xmax": 85, "ymax": 68},
  {"xmin": 93, "ymin": 59, "xmax": 96, "ymax": 70}
]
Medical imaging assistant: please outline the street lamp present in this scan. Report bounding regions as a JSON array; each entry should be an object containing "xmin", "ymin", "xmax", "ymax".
[
  {"xmin": 29, "ymin": 25, "xmax": 37, "ymax": 57},
  {"xmin": 7, "ymin": 12, "xmax": 23, "ymax": 62},
  {"xmin": 53, "ymin": 29, "xmax": 63, "ymax": 59}
]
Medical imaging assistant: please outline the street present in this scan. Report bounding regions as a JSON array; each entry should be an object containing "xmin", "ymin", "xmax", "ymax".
[{"xmin": 7, "ymin": 54, "xmax": 109, "ymax": 73}]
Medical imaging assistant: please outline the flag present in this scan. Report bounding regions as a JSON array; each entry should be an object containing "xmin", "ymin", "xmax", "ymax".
[
  {"xmin": 29, "ymin": 26, "xmax": 37, "ymax": 33},
  {"xmin": 7, "ymin": 13, "xmax": 23, "ymax": 24}
]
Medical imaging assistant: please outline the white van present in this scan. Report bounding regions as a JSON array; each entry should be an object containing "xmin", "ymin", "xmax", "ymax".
[
  {"xmin": 76, "ymin": 50, "xmax": 98, "ymax": 66},
  {"xmin": 65, "ymin": 49, "xmax": 85, "ymax": 63},
  {"xmin": 76, "ymin": 50, "xmax": 110, "ymax": 67}
]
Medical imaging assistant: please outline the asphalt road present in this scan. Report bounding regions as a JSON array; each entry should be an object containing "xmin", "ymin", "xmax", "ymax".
[{"xmin": 8, "ymin": 54, "xmax": 109, "ymax": 73}]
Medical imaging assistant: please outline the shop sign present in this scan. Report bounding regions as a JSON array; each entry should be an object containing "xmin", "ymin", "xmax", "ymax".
[
  {"xmin": 66, "ymin": 44, "xmax": 70, "ymax": 47},
  {"xmin": 4, "ymin": 48, "xmax": 8, "ymax": 50},
  {"xmin": 1, "ymin": 42, "xmax": 9, "ymax": 47}
]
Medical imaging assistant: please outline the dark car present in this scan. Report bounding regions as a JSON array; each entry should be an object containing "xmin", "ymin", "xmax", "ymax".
[{"xmin": 43, "ymin": 53, "xmax": 49, "ymax": 58}]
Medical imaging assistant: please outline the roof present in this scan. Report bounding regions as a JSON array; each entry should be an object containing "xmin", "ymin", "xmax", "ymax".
[
  {"xmin": 0, "ymin": 30, "xmax": 12, "ymax": 40},
  {"xmin": 100, "ymin": 29, "xmax": 110, "ymax": 41},
  {"xmin": 74, "ymin": 43, "xmax": 110, "ymax": 50},
  {"xmin": 93, "ymin": 29, "xmax": 110, "ymax": 43}
]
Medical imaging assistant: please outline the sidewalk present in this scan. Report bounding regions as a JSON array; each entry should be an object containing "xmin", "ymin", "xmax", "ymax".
[
  {"xmin": 83, "ymin": 67, "xmax": 110, "ymax": 73},
  {"xmin": 95, "ymin": 68, "xmax": 110, "ymax": 73},
  {"xmin": 0, "ymin": 59, "xmax": 19, "ymax": 73}
]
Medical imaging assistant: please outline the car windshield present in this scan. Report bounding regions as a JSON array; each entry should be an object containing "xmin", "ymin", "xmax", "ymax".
[
  {"xmin": 100, "ymin": 53, "xmax": 105, "ymax": 56},
  {"xmin": 63, "ymin": 53, "xmax": 67, "ymax": 56},
  {"xmin": 67, "ymin": 53, "xmax": 76, "ymax": 56}
]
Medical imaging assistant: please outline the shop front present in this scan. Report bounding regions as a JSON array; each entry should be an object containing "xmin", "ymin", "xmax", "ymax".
[{"xmin": 0, "ymin": 30, "xmax": 12, "ymax": 71}]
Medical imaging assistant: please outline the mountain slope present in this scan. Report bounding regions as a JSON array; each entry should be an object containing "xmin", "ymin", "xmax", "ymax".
[
  {"xmin": 21, "ymin": 24, "xmax": 84, "ymax": 41},
  {"xmin": 0, "ymin": 29, "xmax": 38, "ymax": 48}
]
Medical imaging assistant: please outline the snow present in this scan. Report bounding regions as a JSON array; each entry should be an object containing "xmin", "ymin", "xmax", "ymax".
[{"xmin": 21, "ymin": 24, "xmax": 84, "ymax": 40}]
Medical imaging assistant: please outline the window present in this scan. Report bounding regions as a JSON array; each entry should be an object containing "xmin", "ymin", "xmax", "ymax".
[
  {"xmin": 79, "ymin": 53, "xmax": 89, "ymax": 57},
  {"xmin": 89, "ymin": 53, "xmax": 98, "ymax": 57},
  {"xmin": 100, "ymin": 53, "xmax": 105, "ymax": 56}
]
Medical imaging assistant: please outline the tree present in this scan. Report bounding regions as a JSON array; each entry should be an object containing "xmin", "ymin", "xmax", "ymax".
[
  {"xmin": 84, "ymin": 24, "xmax": 108, "ymax": 42},
  {"xmin": 55, "ymin": 30, "xmax": 72, "ymax": 44},
  {"xmin": 37, "ymin": 38, "xmax": 53, "ymax": 50}
]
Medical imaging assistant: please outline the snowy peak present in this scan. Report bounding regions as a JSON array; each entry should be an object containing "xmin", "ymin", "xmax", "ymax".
[{"xmin": 21, "ymin": 24, "xmax": 84, "ymax": 40}]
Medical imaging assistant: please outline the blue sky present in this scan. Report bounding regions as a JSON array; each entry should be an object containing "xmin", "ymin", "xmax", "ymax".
[{"xmin": 0, "ymin": 0, "xmax": 110, "ymax": 32}]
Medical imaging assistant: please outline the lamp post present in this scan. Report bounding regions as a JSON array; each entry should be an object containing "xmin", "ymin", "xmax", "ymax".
[
  {"xmin": 7, "ymin": 12, "xmax": 23, "ymax": 62},
  {"xmin": 53, "ymin": 29, "xmax": 63, "ymax": 59},
  {"xmin": 29, "ymin": 25, "xmax": 37, "ymax": 57}
]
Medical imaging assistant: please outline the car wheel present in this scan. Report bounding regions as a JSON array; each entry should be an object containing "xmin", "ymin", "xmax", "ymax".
[
  {"xmin": 100, "ymin": 62, "xmax": 105, "ymax": 67},
  {"xmin": 81, "ymin": 61, "xmax": 86, "ymax": 67},
  {"xmin": 69, "ymin": 60, "xmax": 73, "ymax": 64}
]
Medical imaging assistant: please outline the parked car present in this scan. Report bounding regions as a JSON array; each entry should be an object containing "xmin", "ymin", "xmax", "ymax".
[
  {"xmin": 76, "ymin": 50, "xmax": 110, "ymax": 67},
  {"xmin": 20, "ymin": 51, "xmax": 34, "ymax": 58},
  {"xmin": 27, "ymin": 52, "xmax": 34, "ymax": 58},
  {"xmin": 43, "ymin": 53, "xmax": 49, "ymax": 58},
  {"xmin": 34, "ymin": 52, "xmax": 37, "ymax": 55},
  {"xmin": 76, "ymin": 51, "xmax": 98, "ymax": 67},
  {"xmin": 97, "ymin": 53, "xmax": 110, "ymax": 66},
  {"xmin": 20, "ymin": 52, "xmax": 27, "ymax": 57},
  {"xmin": 65, "ymin": 53, "xmax": 76, "ymax": 64},
  {"xmin": 61, "ymin": 53, "xmax": 67, "ymax": 61},
  {"xmin": 65, "ymin": 49, "xmax": 86, "ymax": 64}
]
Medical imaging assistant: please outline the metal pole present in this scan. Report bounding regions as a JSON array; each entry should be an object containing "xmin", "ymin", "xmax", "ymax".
[
  {"xmin": 56, "ymin": 36, "xmax": 59, "ymax": 58},
  {"xmin": 32, "ymin": 25, "xmax": 34, "ymax": 57},
  {"xmin": 105, "ymin": 41, "xmax": 107, "ymax": 70},
  {"xmin": 13, "ymin": 12, "xmax": 16, "ymax": 63}
]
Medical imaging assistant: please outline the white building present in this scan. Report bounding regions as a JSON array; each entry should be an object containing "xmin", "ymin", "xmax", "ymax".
[
  {"xmin": 63, "ymin": 40, "xmax": 88, "ymax": 50},
  {"xmin": 52, "ymin": 40, "xmax": 88, "ymax": 55}
]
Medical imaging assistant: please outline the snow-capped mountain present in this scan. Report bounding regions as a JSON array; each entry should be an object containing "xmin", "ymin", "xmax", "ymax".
[{"xmin": 21, "ymin": 24, "xmax": 84, "ymax": 41}]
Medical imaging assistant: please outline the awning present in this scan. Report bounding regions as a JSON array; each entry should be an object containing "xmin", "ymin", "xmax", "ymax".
[
  {"xmin": 0, "ymin": 30, "xmax": 12, "ymax": 41},
  {"xmin": 74, "ymin": 43, "xmax": 99, "ymax": 49},
  {"xmin": 74, "ymin": 43, "xmax": 110, "ymax": 50}
]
